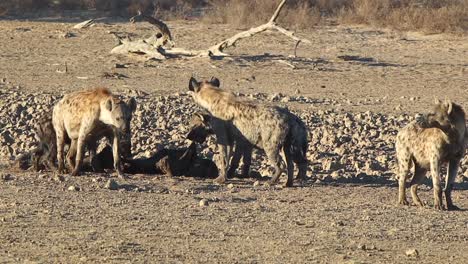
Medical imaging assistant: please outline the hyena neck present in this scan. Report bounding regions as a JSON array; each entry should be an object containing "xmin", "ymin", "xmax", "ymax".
[{"xmin": 200, "ymin": 94, "xmax": 254, "ymax": 121}]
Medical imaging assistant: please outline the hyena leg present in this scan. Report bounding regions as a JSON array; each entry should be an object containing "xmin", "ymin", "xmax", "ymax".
[
  {"xmin": 87, "ymin": 140, "xmax": 102, "ymax": 172},
  {"xmin": 267, "ymin": 147, "xmax": 285, "ymax": 186},
  {"xmin": 240, "ymin": 145, "xmax": 253, "ymax": 178},
  {"xmin": 282, "ymin": 148, "xmax": 294, "ymax": 187},
  {"xmin": 294, "ymin": 153, "xmax": 308, "ymax": 182},
  {"xmin": 410, "ymin": 165, "xmax": 427, "ymax": 207},
  {"xmin": 31, "ymin": 146, "xmax": 44, "ymax": 172},
  {"xmin": 71, "ymin": 136, "xmax": 86, "ymax": 176},
  {"xmin": 158, "ymin": 157, "xmax": 174, "ymax": 177},
  {"xmin": 227, "ymin": 142, "xmax": 252, "ymax": 178},
  {"xmin": 445, "ymin": 158, "xmax": 461, "ymax": 211},
  {"xmin": 46, "ymin": 140, "xmax": 57, "ymax": 170},
  {"xmin": 66, "ymin": 139, "xmax": 77, "ymax": 171},
  {"xmin": 296, "ymin": 161, "xmax": 308, "ymax": 182},
  {"xmin": 227, "ymin": 142, "xmax": 243, "ymax": 179},
  {"xmin": 430, "ymin": 158, "xmax": 443, "ymax": 210},
  {"xmin": 214, "ymin": 144, "xmax": 230, "ymax": 184},
  {"xmin": 112, "ymin": 133, "xmax": 124, "ymax": 178},
  {"xmin": 397, "ymin": 154, "xmax": 411, "ymax": 206},
  {"xmin": 56, "ymin": 129, "xmax": 66, "ymax": 174}
]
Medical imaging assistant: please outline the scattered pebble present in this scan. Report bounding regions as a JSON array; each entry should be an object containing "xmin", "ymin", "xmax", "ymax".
[
  {"xmin": 199, "ymin": 199, "xmax": 209, "ymax": 207},
  {"xmin": 68, "ymin": 185, "xmax": 80, "ymax": 191},
  {"xmin": 1, "ymin": 173, "xmax": 12, "ymax": 181},
  {"xmin": 104, "ymin": 179, "xmax": 119, "ymax": 190},
  {"xmin": 53, "ymin": 175, "xmax": 65, "ymax": 182},
  {"xmin": 406, "ymin": 248, "xmax": 419, "ymax": 257}
]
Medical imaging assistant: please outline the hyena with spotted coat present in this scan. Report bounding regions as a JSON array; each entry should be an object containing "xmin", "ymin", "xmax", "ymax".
[
  {"xmin": 396, "ymin": 99, "xmax": 466, "ymax": 210},
  {"xmin": 187, "ymin": 109, "xmax": 308, "ymax": 181},
  {"xmin": 188, "ymin": 77, "xmax": 299, "ymax": 187},
  {"xmin": 52, "ymin": 88, "xmax": 136, "ymax": 177}
]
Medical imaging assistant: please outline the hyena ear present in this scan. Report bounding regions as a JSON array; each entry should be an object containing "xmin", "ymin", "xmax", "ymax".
[
  {"xmin": 189, "ymin": 77, "xmax": 200, "ymax": 92},
  {"xmin": 127, "ymin": 97, "xmax": 137, "ymax": 112},
  {"xmin": 445, "ymin": 99, "xmax": 453, "ymax": 114},
  {"xmin": 210, "ymin": 77, "xmax": 220, "ymax": 88},
  {"xmin": 105, "ymin": 98, "xmax": 113, "ymax": 111}
]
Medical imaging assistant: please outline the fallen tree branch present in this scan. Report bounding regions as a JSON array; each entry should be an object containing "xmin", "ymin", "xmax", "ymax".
[
  {"xmin": 130, "ymin": 11, "xmax": 174, "ymax": 47},
  {"xmin": 208, "ymin": 0, "xmax": 311, "ymax": 57},
  {"xmin": 111, "ymin": 0, "xmax": 311, "ymax": 60}
]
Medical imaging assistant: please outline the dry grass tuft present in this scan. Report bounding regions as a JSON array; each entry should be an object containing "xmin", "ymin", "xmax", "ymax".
[
  {"xmin": 204, "ymin": 0, "xmax": 468, "ymax": 33},
  {"xmin": 338, "ymin": 0, "xmax": 468, "ymax": 33},
  {"xmin": 1, "ymin": 0, "xmax": 467, "ymax": 33},
  {"xmin": 203, "ymin": 0, "xmax": 322, "ymax": 29}
]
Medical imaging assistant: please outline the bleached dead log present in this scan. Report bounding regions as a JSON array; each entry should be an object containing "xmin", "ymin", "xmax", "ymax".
[
  {"xmin": 207, "ymin": 0, "xmax": 311, "ymax": 57},
  {"xmin": 111, "ymin": 0, "xmax": 311, "ymax": 59},
  {"xmin": 73, "ymin": 19, "xmax": 95, "ymax": 29},
  {"xmin": 110, "ymin": 12, "xmax": 174, "ymax": 60},
  {"xmin": 130, "ymin": 11, "xmax": 174, "ymax": 48}
]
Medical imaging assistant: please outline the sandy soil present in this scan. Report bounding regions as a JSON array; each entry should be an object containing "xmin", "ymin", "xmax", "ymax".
[{"xmin": 0, "ymin": 17, "xmax": 468, "ymax": 263}]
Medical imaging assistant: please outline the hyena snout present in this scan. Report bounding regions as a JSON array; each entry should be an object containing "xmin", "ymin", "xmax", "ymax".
[
  {"xmin": 104, "ymin": 97, "xmax": 137, "ymax": 132},
  {"xmin": 186, "ymin": 126, "xmax": 213, "ymax": 143},
  {"xmin": 186, "ymin": 113, "xmax": 213, "ymax": 143}
]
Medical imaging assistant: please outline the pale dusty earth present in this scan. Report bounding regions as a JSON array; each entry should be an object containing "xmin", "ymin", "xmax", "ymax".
[{"xmin": 0, "ymin": 15, "xmax": 468, "ymax": 263}]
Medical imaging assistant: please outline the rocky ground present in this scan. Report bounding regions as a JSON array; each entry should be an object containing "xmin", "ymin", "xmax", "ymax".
[{"xmin": 0, "ymin": 18, "xmax": 468, "ymax": 263}]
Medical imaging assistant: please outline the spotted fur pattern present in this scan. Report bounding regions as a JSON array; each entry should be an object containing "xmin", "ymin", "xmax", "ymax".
[
  {"xmin": 396, "ymin": 100, "xmax": 466, "ymax": 210},
  {"xmin": 52, "ymin": 88, "xmax": 136, "ymax": 177},
  {"xmin": 188, "ymin": 77, "xmax": 298, "ymax": 186}
]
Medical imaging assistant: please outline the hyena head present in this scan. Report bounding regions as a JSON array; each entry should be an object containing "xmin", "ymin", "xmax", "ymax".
[
  {"xmin": 427, "ymin": 99, "xmax": 466, "ymax": 140},
  {"xmin": 188, "ymin": 76, "xmax": 221, "ymax": 109},
  {"xmin": 186, "ymin": 113, "xmax": 214, "ymax": 144},
  {"xmin": 100, "ymin": 97, "xmax": 137, "ymax": 157}
]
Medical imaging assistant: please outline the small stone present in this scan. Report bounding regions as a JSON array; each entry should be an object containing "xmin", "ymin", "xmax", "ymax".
[
  {"xmin": 405, "ymin": 248, "xmax": 419, "ymax": 257},
  {"xmin": 1, "ymin": 173, "xmax": 12, "ymax": 181},
  {"xmin": 68, "ymin": 185, "xmax": 79, "ymax": 191},
  {"xmin": 199, "ymin": 199, "xmax": 209, "ymax": 207},
  {"xmin": 54, "ymin": 175, "xmax": 65, "ymax": 182},
  {"xmin": 253, "ymin": 181, "xmax": 260, "ymax": 187},
  {"xmin": 227, "ymin": 183, "xmax": 235, "ymax": 189},
  {"xmin": 104, "ymin": 179, "xmax": 119, "ymax": 190}
]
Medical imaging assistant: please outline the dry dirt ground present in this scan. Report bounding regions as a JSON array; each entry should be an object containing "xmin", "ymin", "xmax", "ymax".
[{"xmin": 0, "ymin": 17, "xmax": 468, "ymax": 263}]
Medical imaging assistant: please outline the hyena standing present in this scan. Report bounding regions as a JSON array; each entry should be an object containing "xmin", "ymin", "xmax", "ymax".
[
  {"xmin": 396, "ymin": 99, "xmax": 466, "ymax": 210},
  {"xmin": 31, "ymin": 112, "xmax": 57, "ymax": 171},
  {"xmin": 188, "ymin": 77, "xmax": 297, "ymax": 187},
  {"xmin": 187, "ymin": 109, "xmax": 308, "ymax": 181},
  {"xmin": 52, "ymin": 88, "xmax": 136, "ymax": 177}
]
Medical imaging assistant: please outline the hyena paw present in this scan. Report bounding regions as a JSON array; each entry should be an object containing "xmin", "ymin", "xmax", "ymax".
[
  {"xmin": 447, "ymin": 205, "xmax": 460, "ymax": 211},
  {"xmin": 213, "ymin": 176, "xmax": 226, "ymax": 185},
  {"xmin": 398, "ymin": 200, "xmax": 409, "ymax": 206},
  {"xmin": 71, "ymin": 169, "xmax": 81, "ymax": 176},
  {"xmin": 283, "ymin": 180, "xmax": 294, "ymax": 188},
  {"xmin": 265, "ymin": 180, "xmax": 278, "ymax": 187},
  {"xmin": 117, "ymin": 173, "xmax": 127, "ymax": 179},
  {"xmin": 433, "ymin": 203, "xmax": 444, "ymax": 210}
]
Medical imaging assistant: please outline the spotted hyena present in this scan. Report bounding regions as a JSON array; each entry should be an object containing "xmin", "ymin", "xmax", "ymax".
[
  {"xmin": 31, "ymin": 112, "xmax": 57, "ymax": 171},
  {"xmin": 187, "ymin": 110, "xmax": 308, "ymax": 181},
  {"xmin": 188, "ymin": 76, "xmax": 300, "ymax": 187},
  {"xmin": 52, "ymin": 88, "xmax": 136, "ymax": 177},
  {"xmin": 396, "ymin": 99, "xmax": 466, "ymax": 210}
]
